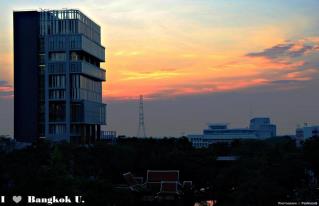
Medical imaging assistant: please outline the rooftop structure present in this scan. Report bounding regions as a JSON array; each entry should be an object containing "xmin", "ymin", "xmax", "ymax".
[{"xmin": 188, "ymin": 117, "xmax": 277, "ymax": 148}]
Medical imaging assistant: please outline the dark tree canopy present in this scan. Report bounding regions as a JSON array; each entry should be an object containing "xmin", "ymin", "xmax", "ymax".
[{"xmin": 0, "ymin": 136, "xmax": 318, "ymax": 205}]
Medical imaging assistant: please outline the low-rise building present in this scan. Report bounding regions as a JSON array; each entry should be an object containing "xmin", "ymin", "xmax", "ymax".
[
  {"xmin": 100, "ymin": 131, "xmax": 117, "ymax": 144},
  {"xmin": 296, "ymin": 124, "xmax": 319, "ymax": 143},
  {"xmin": 188, "ymin": 117, "xmax": 276, "ymax": 148}
]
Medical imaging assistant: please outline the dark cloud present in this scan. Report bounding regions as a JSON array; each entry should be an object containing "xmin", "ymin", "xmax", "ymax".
[
  {"xmin": 246, "ymin": 41, "xmax": 315, "ymax": 59},
  {"xmin": 271, "ymin": 79, "xmax": 304, "ymax": 84},
  {"xmin": 247, "ymin": 43, "xmax": 293, "ymax": 59},
  {"xmin": 291, "ymin": 45, "xmax": 313, "ymax": 58}
]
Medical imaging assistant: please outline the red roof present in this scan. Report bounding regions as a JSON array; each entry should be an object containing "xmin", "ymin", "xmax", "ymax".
[
  {"xmin": 160, "ymin": 181, "xmax": 178, "ymax": 193},
  {"xmin": 147, "ymin": 170, "xmax": 179, "ymax": 182}
]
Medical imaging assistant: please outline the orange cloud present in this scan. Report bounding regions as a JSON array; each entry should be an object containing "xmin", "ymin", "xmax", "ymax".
[
  {"xmin": 0, "ymin": 86, "xmax": 13, "ymax": 92},
  {"xmin": 0, "ymin": 52, "xmax": 13, "ymax": 84},
  {"xmin": 103, "ymin": 36, "xmax": 319, "ymax": 101},
  {"xmin": 120, "ymin": 70, "xmax": 183, "ymax": 80}
]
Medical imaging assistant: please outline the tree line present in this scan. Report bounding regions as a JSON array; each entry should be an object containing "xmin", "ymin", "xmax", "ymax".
[{"xmin": 0, "ymin": 136, "xmax": 318, "ymax": 205}]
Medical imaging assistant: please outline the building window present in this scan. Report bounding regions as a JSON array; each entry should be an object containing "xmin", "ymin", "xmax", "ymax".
[
  {"xmin": 70, "ymin": 74, "xmax": 102, "ymax": 101},
  {"xmin": 49, "ymin": 90, "xmax": 65, "ymax": 99},
  {"xmin": 70, "ymin": 52, "xmax": 79, "ymax": 61},
  {"xmin": 49, "ymin": 102, "xmax": 66, "ymax": 122},
  {"xmin": 49, "ymin": 124, "xmax": 66, "ymax": 134},
  {"xmin": 49, "ymin": 52, "xmax": 66, "ymax": 61},
  {"xmin": 71, "ymin": 103, "xmax": 83, "ymax": 122},
  {"xmin": 49, "ymin": 75, "xmax": 65, "ymax": 88}
]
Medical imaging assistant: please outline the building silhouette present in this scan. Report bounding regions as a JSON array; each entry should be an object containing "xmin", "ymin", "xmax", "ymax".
[{"xmin": 14, "ymin": 9, "xmax": 106, "ymax": 143}]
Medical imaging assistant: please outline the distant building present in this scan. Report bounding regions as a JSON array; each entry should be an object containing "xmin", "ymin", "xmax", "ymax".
[
  {"xmin": 250, "ymin": 117, "xmax": 276, "ymax": 138},
  {"xmin": 296, "ymin": 124, "xmax": 319, "ymax": 142},
  {"xmin": 100, "ymin": 131, "xmax": 117, "ymax": 144},
  {"xmin": 14, "ymin": 9, "xmax": 106, "ymax": 143},
  {"xmin": 187, "ymin": 117, "xmax": 277, "ymax": 148}
]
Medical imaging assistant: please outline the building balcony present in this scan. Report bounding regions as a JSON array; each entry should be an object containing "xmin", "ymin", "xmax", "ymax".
[
  {"xmin": 70, "ymin": 61, "xmax": 106, "ymax": 81},
  {"xmin": 48, "ymin": 89, "xmax": 66, "ymax": 100},
  {"xmin": 79, "ymin": 35, "xmax": 105, "ymax": 62},
  {"xmin": 47, "ymin": 34, "xmax": 105, "ymax": 62},
  {"xmin": 48, "ymin": 62, "xmax": 66, "ymax": 74}
]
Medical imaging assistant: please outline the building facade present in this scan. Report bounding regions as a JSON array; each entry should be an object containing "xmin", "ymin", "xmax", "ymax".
[
  {"xmin": 249, "ymin": 117, "xmax": 276, "ymax": 138},
  {"xmin": 14, "ymin": 9, "xmax": 106, "ymax": 143},
  {"xmin": 100, "ymin": 131, "xmax": 117, "ymax": 144},
  {"xmin": 296, "ymin": 124, "xmax": 319, "ymax": 141},
  {"xmin": 188, "ymin": 117, "xmax": 277, "ymax": 148}
]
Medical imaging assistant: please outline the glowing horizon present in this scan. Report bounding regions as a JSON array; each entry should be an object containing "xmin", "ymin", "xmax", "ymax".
[{"xmin": 1, "ymin": 1, "xmax": 319, "ymax": 101}]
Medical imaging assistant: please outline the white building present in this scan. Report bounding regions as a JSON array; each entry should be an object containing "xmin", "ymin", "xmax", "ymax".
[
  {"xmin": 188, "ymin": 117, "xmax": 276, "ymax": 148},
  {"xmin": 250, "ymin": 117, "xmax": 276, "ymax": 138}
]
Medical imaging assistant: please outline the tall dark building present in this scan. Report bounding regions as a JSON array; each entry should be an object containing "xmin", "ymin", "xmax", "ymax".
[{"xmin": 14, "ymin": 9, "xmax": 106, "ymax": 143}]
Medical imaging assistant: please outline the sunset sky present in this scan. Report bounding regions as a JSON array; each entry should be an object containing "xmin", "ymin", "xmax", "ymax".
[{"xmin": 1, "ymin": 0, "xmax": 319, "ymax": 137}]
